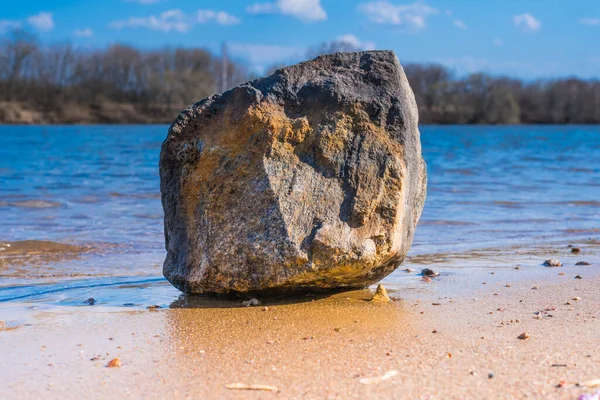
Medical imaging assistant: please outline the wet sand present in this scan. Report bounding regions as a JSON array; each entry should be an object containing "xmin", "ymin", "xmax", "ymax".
[{"xmin": 1, "ymin": 270, "xmax": 599, "ymax": 399}]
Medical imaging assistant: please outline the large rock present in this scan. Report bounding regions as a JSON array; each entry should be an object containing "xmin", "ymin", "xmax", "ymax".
[{"xmin": 160, "ymin": 50, "xmax": 427, "ymax": 295}]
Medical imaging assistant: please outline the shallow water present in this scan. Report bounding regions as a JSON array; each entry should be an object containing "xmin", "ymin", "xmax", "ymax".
[{"xmin": 1, "ymin": 125, "xmax": 599, "ymax": 307}]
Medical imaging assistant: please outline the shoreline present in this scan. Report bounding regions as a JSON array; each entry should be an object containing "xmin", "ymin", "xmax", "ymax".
[{"xmin": 1, "ymin": 261, "xmax": 598, "ymax": 399}]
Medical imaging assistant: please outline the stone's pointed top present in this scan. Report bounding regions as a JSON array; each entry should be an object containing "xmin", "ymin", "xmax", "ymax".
[
  {"xmin": 287, "ymin": 50, "xmax": 398, "ymax": 68},
  {"xmin": 370, "ymin": 284, "xmax": 391, "ymax": 303}
]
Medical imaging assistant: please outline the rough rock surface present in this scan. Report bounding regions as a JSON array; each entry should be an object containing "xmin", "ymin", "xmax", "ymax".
[{"xmin": 160, "ymin": 50, "xmax": 427, "ymax": 295}]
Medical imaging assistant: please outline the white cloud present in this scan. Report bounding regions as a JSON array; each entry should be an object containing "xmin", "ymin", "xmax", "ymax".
[
  {"xmin": 513, "ymin": 13, "xmax": 541, "ymax": 33},
  {"xmin": 0, "ymin": 20, "xmax": 21, "ymax": 32},
  {"xmin": 247, "ymin": 0, "xmax": 327, "ymax": 22},
  {"xmin": 109, "ymin": 9, "xmax": 191, "ymax": 32},
  {"xmin": 358, "ymin": 1, "xmax": 439, "ymax": 31},
  {"xmin": 579, "ymin": 18, "xmax": 600, "ymax": 26},
  {"xmin": 453, "ymin": 19, "xmax": 467, "ymax": 30},
  {"xmin": 493, "ymin": 38, "xmax": 503, "ymax": 47},
  {"xmin": 337, "ymin": 34, "xmax": 376, "ymax": 50},
  {"xmin": 27, "ymin": 12, "xmax": 54, "ymax": 32},
  {"xmin": 74, "ymin": 28, "xmax": 93, "ymax": 37},
  {"xmin": 198, "ymin": 10, "xmax": 241, "ymax": 25}
]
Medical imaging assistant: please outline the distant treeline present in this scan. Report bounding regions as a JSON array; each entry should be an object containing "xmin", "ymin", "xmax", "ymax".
[
  {"xmin": 1, "ymin": 29, "xmax": 599, "ymax": 124},
  {"xmin": 0, "ymin": 30, "xmax": 249, "ymax": 123}
]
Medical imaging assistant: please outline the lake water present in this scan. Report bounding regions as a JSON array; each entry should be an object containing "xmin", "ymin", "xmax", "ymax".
[{"xmin": 1, "ymin": 125, "xmax": 599, "ymax": 307}]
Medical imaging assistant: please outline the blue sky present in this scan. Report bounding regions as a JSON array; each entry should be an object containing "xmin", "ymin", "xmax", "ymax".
[{"xmin": 1, "ymin": 0, "xmax": 599, "ymax": 78}]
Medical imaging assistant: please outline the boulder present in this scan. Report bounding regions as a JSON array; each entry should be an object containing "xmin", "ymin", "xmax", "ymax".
[{"xmin": 160, "ymin": 50, "xmax": 427, "ymax": 295}]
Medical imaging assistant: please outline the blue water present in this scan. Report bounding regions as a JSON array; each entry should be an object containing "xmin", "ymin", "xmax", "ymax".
[{"xmin": 1, "ymin": 125, "xmax": 599, "ymax": 304}]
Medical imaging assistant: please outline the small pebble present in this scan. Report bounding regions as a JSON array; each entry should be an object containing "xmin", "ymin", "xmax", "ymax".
[
  {"xmin": 421, "ymin": 268, "xmax": 440, "ymax": 277},
  {"xmin": 488, "ymin": 372, "xmax": 495, "ymax": 379},
  {"xmin": 370, "ymin": 284, "xmax": 390, "ymax": 303},
  {"xmin": 106, "ymin": 358, "xmax": 121, "ymax": 368},
  {"xmin": 518, "ymin": 332, "xmax": 530, "ymax": 340},
  {"xmin": 573, "ymin": 297, "xmax": 581, "ymax": 301},
  {"xmin": 575, "ymin": 275, "xmax": 583, "ymax": 280},
  {"xmin": 505, "ymin": 284, "xmax": 511, "ymax": 288},
  {"xmin": 83, "ymin": 298, "xmax": 96, "ymax": 306},
  {"xmin": 576, "ymin": 261, "xmax": 590, "ymax": 266},
  {"xmin": 571, "ymin": 247, "xmax": 581, "ymax": 253},
  {"xmin": 543, "ymin": 259, "xmax": 562, "ymax": 267},
  {"xmin": 532, "ymin": 286, "xmax": 539, "ymax": 290},
  {"xmin": 242, "ymin": 298, "xmax": 261, "ymax": 307}
]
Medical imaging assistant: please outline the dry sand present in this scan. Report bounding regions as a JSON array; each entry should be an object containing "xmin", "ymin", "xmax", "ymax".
[{"xmin": 1, "ymin": 270, "xmax": 599, "ymax": 399}]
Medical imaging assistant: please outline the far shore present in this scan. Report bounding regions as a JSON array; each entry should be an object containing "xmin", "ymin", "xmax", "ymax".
[{"xmin": 2, "ymin": 103, "xmax": 600, "ymax": 126}]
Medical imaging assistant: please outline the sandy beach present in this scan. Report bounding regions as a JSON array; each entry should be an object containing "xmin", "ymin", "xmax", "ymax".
[{"xmin": 2, "ymin": 263, "xmax": 598, "ymax": 400}]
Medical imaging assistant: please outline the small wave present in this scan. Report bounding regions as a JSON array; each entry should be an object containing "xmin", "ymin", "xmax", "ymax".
[
  {"xmin": 419, "ymin": 220, "xmax": 476, "ymax": 226},
  {"xmin": 8, "ymin": 200, "xmax": 64, "ymax": 208},
  {"xmin": 109, "ymin": 192, "xmax": 161, "ymax": 199}
]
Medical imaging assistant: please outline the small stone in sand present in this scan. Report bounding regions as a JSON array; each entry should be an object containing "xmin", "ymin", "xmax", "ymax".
[
  {"xmin": 370, "ymin": 284, "xmax": 390, "ymax": 303},
  {"xmin": 532, "ymin": 286, "xmax": 539, "ymax": 290},
  {"xmin": 578, "ymin": 379, "xmax": 600, "ymax": 388},
  {"xmin": 505, "ymin": 284, "xmax": 511, "ymax": 288},
  {"xmin": 565, "ymin": 301, "xmax": 572, "ymax": 305},
  {"xmin": 106, "ymin": 358, "xmax": 121, "ymax": 368},
  {"xmin": 575, "ymin": 275, "xmax": 583, "ymax": 279},
  {"xmin": 514, "ymin": 266, "xmax": 520, "ymax": 270},
  {"xmin": 147, "ymin": 305, "xmax": 162, "ymax": 310},
  {"xmin": 573, "ymin": 297, "xmax": 581, "ymax": 301},
  {"xmin": 421, "ymin": 268, "xmax": 440, "ymax": 277},
  {"xmin": 571, "ymin": 247, "xmax": 581, "ymax": 253},
  {"xmin": 83, "ymin": 298, "xmax": 96, "ymax": 306},
  {"xmin": 404, "ymin": 268, "xmax": 415, "ymax": 273},
  {"xmin": 576, "ymin": 261, "xmax": 591, "ymax": 266},
  {"xmin": 359, "ymin": 370, "xmax": 398, "ymax": 385},
  {"xmin": 543, "ymin": 259, "xmax": 562, "ymax": 267},
  {"xmin": 334, "ymin": 328, "xmax": 341, "ymax": 332},
  {"xmin": 518, "ymin": 332, "xmax": 530, "ymax": 340},
  {"xmin": 242, "ymin": 298, "xmax": 261, "ymax": 307},
  {"xmin": 225, "ymin": 383, "xmax": 279, "ymax": 392},
  {"xmin": 488, "ymin": 372, "xmax": 495, "ymax": 379}
]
